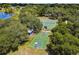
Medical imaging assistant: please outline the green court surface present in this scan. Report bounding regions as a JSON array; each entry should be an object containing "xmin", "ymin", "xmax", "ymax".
[
  {"xmin": 29, "ymin": 32, "xmax": 49, "ymax": 49},
  {"xmin": 29, "ymin": 18, "xmax": 58, "ymax": 49},
  {"xmin": 41, "ymin": 19, "xmax": 58, "ymax": 30}
]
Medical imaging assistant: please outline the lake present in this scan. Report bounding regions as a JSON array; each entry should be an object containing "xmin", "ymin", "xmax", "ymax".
[{"xmin": 0, "ymin": 12, "xmax": 13, "ymax": 20}]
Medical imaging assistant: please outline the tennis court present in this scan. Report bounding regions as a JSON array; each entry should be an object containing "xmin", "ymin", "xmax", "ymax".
[
  {"xmin": 29, "ymin": 32, "xmax": 49, "ymax": 49},
  {"xmin": 41, "ymin": 18, "xmax": 58, "ymax": 30},
  {"xmin": 29, "ymin": 18, "xmax": 58, "ymax": 49}
]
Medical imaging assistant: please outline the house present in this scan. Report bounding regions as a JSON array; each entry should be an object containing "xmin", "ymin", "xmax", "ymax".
[
  {"xmin": 65, "ymin": 20, "xmax": 68, "ymax": 24},
  {"xmin": 43, "ymin": 13, "xmax": 52, "ymax": 17},
  {"xmin": 27, "ymin": 29, "xmax": 33, "ymax": 35}
]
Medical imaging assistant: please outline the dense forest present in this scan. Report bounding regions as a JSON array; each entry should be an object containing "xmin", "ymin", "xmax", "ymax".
[{"xmin": 0, "ymin": 4, "xmax": 79, "ymax": 55}]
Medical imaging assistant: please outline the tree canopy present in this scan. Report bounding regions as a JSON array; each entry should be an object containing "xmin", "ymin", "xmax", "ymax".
[
  {"xmin": 0, "ymin": 4, "xmax": 79, "ymax": 55},
  {"xmin": 46, "ymin": 4, "xmax": 79, "ymax": 55}
]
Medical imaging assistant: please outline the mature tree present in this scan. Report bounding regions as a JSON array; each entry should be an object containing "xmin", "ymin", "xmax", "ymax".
[
  {"xmin": 47, "ymin": 4, "xmax": 79, "ymax": 54},
  {"xmin": 0, "ymin": 19, "xmax": 28, "ymax": 54},
  {"xmin": 19, "ymin": 8, "xmax": 42, "ymax": 33},
  {"xmin": 47, "ymin": 32, "xmax": 79, "ymax": 55}
]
